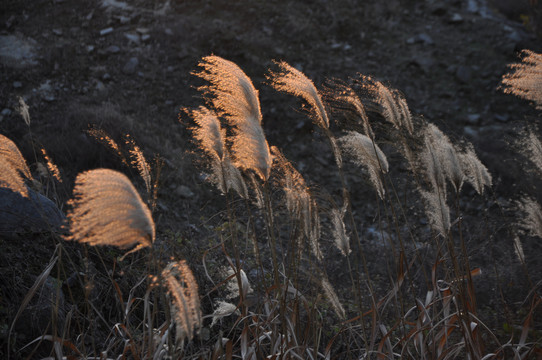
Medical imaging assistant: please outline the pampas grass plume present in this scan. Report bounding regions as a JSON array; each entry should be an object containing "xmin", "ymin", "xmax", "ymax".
[
  {"xmin": 194, "ymin": 55, "xmax": 272, "ymax": 181},
  {"xmin": 0, "ymin": 134, "xmax": 32, "ymax": 197},
  {"xmin": 65, "ymin": 169, "xmax": 155, "ymax": 253},
  {"xmin": 162, "ymin": 260, "xmax": 202, "ymax": 343},
  {"xmin": 339, "ymin": 131, "xmax": 389, "ymax": 199},
  {"xmin": 501, "ymin": 50, "xmax": 542, "ymax": 109}
]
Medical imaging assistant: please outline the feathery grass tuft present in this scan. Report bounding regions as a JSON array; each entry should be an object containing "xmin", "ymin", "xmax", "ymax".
[
  {"xmin": 339, "ymin": 131, "xmax": 389, "ymax": 198},
  {"xmin": 0, "ymin": 134, "xmax": 32, "ymax": 180},
  {"xmin": 162, "ymin": 260, "xmax": 202, "ymax": 343},
  {"xmin": 267, "ymin": 61, "xmax": 330, "ymax": 129},
  {"xmin": 330, "ymin": 203, "xmax": 350, "ymax": 256},
  {"xmin": 357, "ymin": 75, "xmax": 414, "ymax": 134},
  {"xmin": 65, "ymin": 168, "xmax": 155, "ymax": 253},
  {"xmin": 0, "ymin": 157, "xmax": 28, "ymax": 197},
  {"xmin": 17, "ymin": 96, "xmax": 31, "ymax": 126},
  {"xmin": 194, "ymin": 55, "xmax": 272, "ymax": 181},
  {"xmin": 501, "ymin": 49, "xmax": 542, "ymax": 109},
  {"xmin": 457, "ymin": 144, "xmax": 492, "ymax": 195},
  {"xmin": 421, "ymin": 189, "xmax": 451, "ymax": 237},
  {"xmin": 40, "ymin": 148, "xmax": 62, "ymax": 182},
  {"xmin": 0, "ymin": 134, "xmax": 31, "ymax": 197},
  {"xmin": 517, "ymin": 197, "xmax": 542, "ymax": 238},
  {"xmin": 424, "ymin": 123, "xmax": 464, "ymax": 192},
  {"xmin": 522, "ymin": 129, "xmax": 542, "ymax": 176},
  {"xmin": 125, "ymin": 135, "xmax": 152, "ymax": 195},
  {"xmin": 190, "ymin": 106, "xmax": 248, "ymax": 198}
]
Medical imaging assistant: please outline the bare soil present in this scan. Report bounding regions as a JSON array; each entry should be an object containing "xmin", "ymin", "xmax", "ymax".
[{"xmin": 1, "ymin": 0, "xmax": 541, "ymax": 357}]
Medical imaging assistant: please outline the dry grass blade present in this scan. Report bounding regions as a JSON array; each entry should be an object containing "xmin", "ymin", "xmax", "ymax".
[
  {"xmin": 194, "ymin": 55, "xmax": 272, "ymax": 181},
  {"xmin": 339, "ymin": 131, "xmax": 389, "ymax": 199},
  {"xmin": 501, "ymin": 49, "xmax": 542, "ymax": 109},
  {"xmin": 267, "ymin": 60, "xmax": 330, "ymax": 129},
  {"xmin": 65, "ymin": 168, "xmax": 155, "ymax": 252},
  {"xmin": 162, "ymin": 260, "xmax": 202, "ymax": 343}
]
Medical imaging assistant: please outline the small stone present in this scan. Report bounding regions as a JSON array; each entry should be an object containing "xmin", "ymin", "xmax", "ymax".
[
  {"xmin": 164, "ymin": 28, "xmax": 173, "ymax": 36},
  {"xmin": 176, "ymin": 185, "xmax": 194, "ymax": 198},
  {"xmin": 463, "ymin": 126, "xmax": 478, "ymax": 138},
  {"xmin": 406, "ymin": 33, "xmax": 434, "ymax": 45},
  {"xmin": 136, "ymin": 27, "xmax": 150, "ymax": 35},
  {"xmin": 494, "ymin": 113, "xmax": 509, "ymax": 123},
  {"xmin": 13, "ymin": 81, "xmax": 22, "ymax": 88},
  {"xmin": 467, "ymin": 0, "xmax": 479, "ymax": 13},
  {"xmin": 105, "ymin": 45, "xmax": 120, "ymax": 54},
  {"xmin": 165, "ymin": 100, "xmax": 173, "ymax": 105},
  {"xmin": 449, "ymin": 13, "xmax": 464, "ymax": 23},
  {"xmin": 86, "ymin": 45, "xmax": 95, "ymax": 53},
  {"xmin": 411, "ymin": 56, "xmax": 435, "ymax": 73},
  {"xmin": 100, "ymin": 27, "xmax": 114, "ymax": 36},
  {"xmin": 141, "ymin": 34, "xmax": 151, "ymax": 42},
  {"xmin": 102, "ymin": 73, "xmax": 111, "ymax": 81},
  {"xmin": 122, "ymin": 57, "xmax": 139, "ymax": 74},
  {"xmin": 124, "ymin": 33, "xmax": 140, "ymax": 44},
  {"xmin": 466, "ymin": 113, "xmax": 480, "ymax": 124},
  {"xmin": 52, "ymin": 29, "xmax": 63, "ymax": 36},
  {"xmin": 1, "ymin": 108, "xmax": 12, "ymax": 116}
]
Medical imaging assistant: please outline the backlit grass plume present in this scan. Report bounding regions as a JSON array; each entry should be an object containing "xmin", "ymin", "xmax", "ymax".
[
  {"xmin": 0, "ymin": 134, "xmax": 31, "ymax": 197},
  {"xmin": 194, "ymin": 55, "xmax": 272, "ymax": 181},
  {"xmin": 190, "ymin": 106, "xmax": 248, "ymax": 198},
  {"xmin": 501, "ymin": 50, "xmax": 542, "ymax": 109},
  {"xmin": 125, "ymin": 135, "xmax": 152, "ymax": 195},
  {"xmin": 65, "ymin": 169, "xmax": 155, "ymax": 254},
  {"xmin": 268, "ymin": 61, "xmax": 330, "ymax": 129},
  {"xmin": 162, "ymin": 260, "xmax": 202, "ymax": 343},
  {"xmin": 457, "ymin": 144, "xmax": 492, "ymax": 195},
  {"xmin": 517, "ymin": 197, "xmax": 542, "ymax": 239},
  {"xmin": 267, "ymin": 61, "xmax": 343, "ymax": 167},
  {"xmin": 356, "ymin": 75, "xmax": 414, "ymax": 134},
  {"xmin": 339, "ymin": 131, "xmax": 389, "ymax": 199}
]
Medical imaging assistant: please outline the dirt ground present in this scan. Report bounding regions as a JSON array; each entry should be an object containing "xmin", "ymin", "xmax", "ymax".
[{"xmin": 1, "ymin": 0, "xmax": 541, "ymax": 357}]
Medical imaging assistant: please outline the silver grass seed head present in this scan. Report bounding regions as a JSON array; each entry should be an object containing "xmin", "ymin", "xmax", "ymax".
[
  {"xmin": 339, "ymin": 131, "xmax": 389, "ymax": 199},
  {"xmin": 268, "ymin": 60, "xmax": 330, "ymax": 130},
  {"xmin": 194, "ymin": 55, "xmax": 272, "ymax": 181},
  {"xmin": 66, "ymin": 169, "xmax": 155, "ymax": 251}
]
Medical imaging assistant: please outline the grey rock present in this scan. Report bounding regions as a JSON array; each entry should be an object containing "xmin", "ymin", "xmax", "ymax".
[
  {"xmin": 463, "ymin": 126, "xmax": 478, "ymax": 138},
  {"xmin": 0, "ymin": 35, "xmax": 38, "ymax": 69},
  {"xmin": 456, "ymin": 65, "xmax": 472, "ymax": 83},
  {"xmin": 175, "ymin": 185, "xmax": 194, "ymax": 199},
  {"xmin": 411, "ymin": 56, "xmax": 435, "ymax": 73},
  {"xmin": 449, "ymin": 13, "xmax": 464, "ymax": 23},
  {"xmin": 122, "ymin": 57, "xmax": 139, "ymax": 74},
  {"xmin": 52, "ymin": 29, "xmax": 63, "ymax": 36},
  {"xmin": 1, "ymin": 108, "xmax": 12, "ymax": 116},
  {"xmin": 494, "ymin": 113, "xmax": 510, "ymax": 122},
  {"xmin": 100, "ymin": 27, "xmax": 114, "ymax": 36},
  {"xmin": 466, "ymin": 113, "xmax": 481, "ymax": 124},
  {"xmin": 406, "ymin": 33, "xmax": 434, "ymax": 45},
  {"xmin": 105, "ymin": 45, "xmax": 120, "ymax": 54},
  {"xmin": 13, "ymin": 81, "xmax": 22, "ymax": 88},
  {"xmin": 0, "ymin": 187, "xmax": 65, "ymax": 237},
  {"xmin": 124, "ymin": 33, "xmax": 140, "ymax": 44}
]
